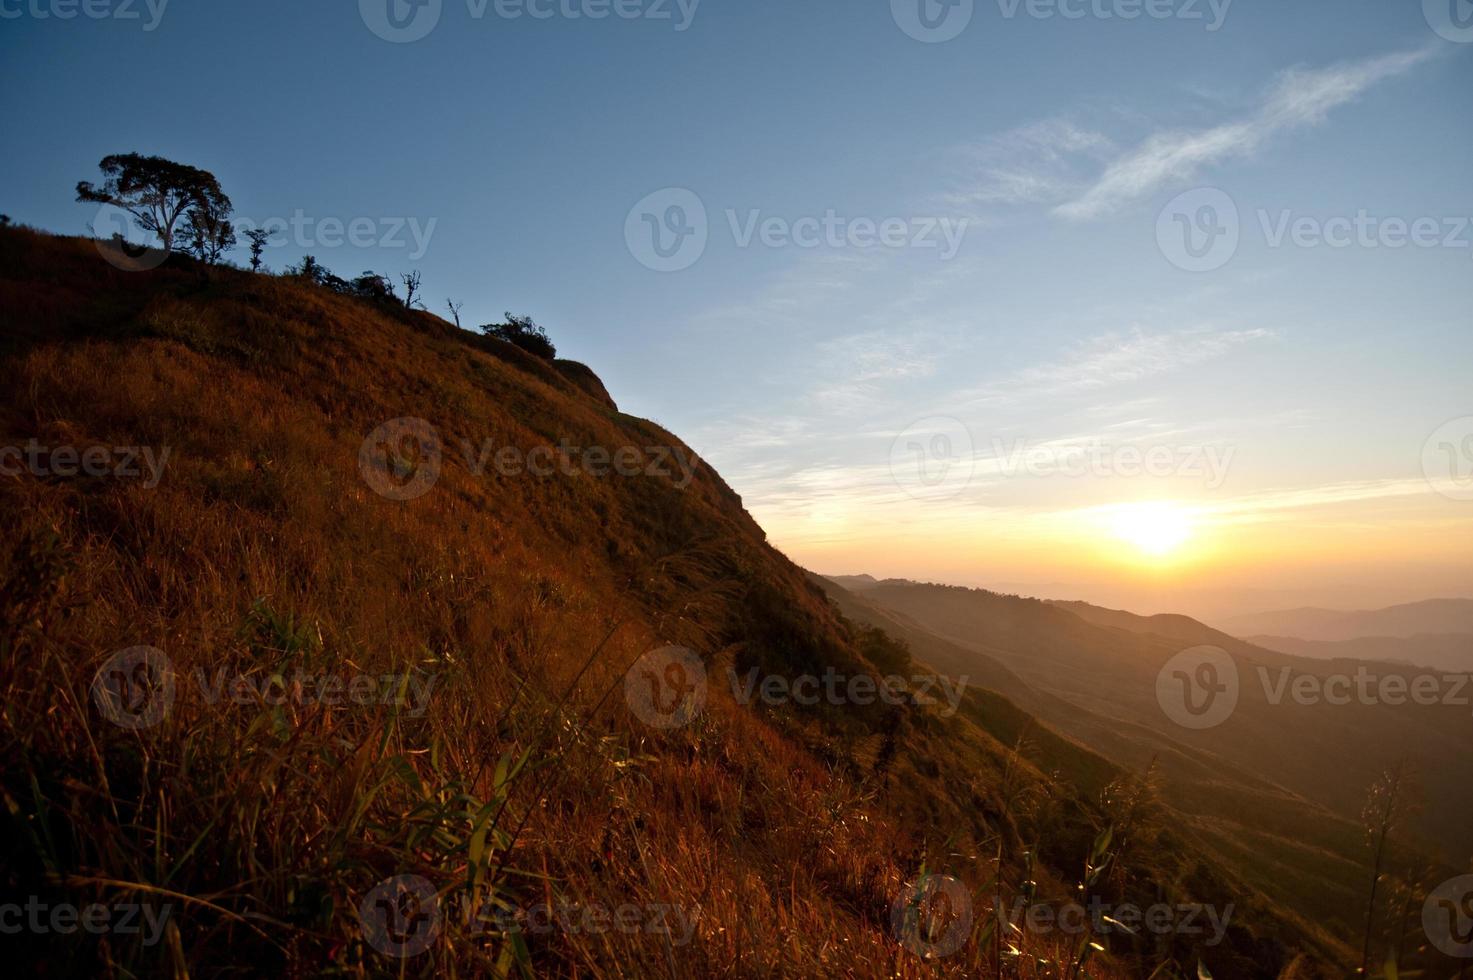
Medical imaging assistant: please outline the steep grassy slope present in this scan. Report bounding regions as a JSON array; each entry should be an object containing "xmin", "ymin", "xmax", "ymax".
[{"xmin": 0, "ymin": 227, "xmax": 1336, "ymax": 978}]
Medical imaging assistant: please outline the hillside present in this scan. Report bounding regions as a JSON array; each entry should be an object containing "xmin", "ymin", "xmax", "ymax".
[
  {"xmin": 0, "ymin": 227, "xmax": 1348, "ymax": 978},
  {"xmin": 822, "ymin": 577, "xmax": 1473, "ymax": 968}
]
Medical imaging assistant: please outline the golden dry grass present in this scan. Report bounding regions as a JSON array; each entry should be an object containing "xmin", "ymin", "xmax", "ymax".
[{"xmin": 0, "ymin": 227, "xmax": 1342, "ymax": 978}]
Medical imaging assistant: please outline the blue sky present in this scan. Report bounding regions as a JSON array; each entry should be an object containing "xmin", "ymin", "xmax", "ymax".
[{"xmin": 3, "ymin": 0, "xmax": 1470, "ymax": 616}]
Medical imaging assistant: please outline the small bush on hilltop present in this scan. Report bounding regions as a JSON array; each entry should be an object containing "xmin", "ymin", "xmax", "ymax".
[{"xmin": 482, "ymin": 313, "xmax": 557, "ymax": 360}]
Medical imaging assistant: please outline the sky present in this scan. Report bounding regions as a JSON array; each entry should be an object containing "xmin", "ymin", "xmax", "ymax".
[{"xmin": 2, "ymin": 0, "xmax": 1470, "ymax": 620}]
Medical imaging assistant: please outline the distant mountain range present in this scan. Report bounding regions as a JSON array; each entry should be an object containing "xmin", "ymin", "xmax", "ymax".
[
  {"xmin": 820, "ymin": 574, "xmax": 1473, "ymax": 967},
  {"xmin": 1243, "ymin": 633, "xmax": 1473, "ymax": 674},
  {"xmin": 1214, "ymin": 598, "xmax": 1473, "ymax": 641}
]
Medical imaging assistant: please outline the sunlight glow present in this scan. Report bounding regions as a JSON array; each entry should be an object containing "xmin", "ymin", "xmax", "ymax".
[{"xmin": 1109, "ymin": 502, "xmax": 1195, "ymax": 559}]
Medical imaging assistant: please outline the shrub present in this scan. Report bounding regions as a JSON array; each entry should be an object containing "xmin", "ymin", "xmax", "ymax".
[{"xmin": 481, "ymin": 313, "xmax": 556, "ymax": 360}]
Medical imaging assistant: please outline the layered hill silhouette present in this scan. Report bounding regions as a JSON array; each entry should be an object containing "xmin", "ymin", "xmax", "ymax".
[
  {"xmin": 1244, "ymin": 633, "xmax": 1473, "ymax": 675},
  {"xmin": 820, "ymin": 576, "xmax": 1473, "ymax": 965},
  {"xmin": 1216, "ymin": 599, "xmax": 1473, "ymax": 642}
]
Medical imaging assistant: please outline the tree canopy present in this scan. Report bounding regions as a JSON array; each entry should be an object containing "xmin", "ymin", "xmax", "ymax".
[{"xmin": 77, "ymin": 153, "xmax": 232, "ymax": 256}]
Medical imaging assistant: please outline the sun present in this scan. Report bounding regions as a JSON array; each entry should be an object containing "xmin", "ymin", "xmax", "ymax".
[{"xmin": 1109, "ymin": 502, "xmax": 1195, "ymax": 559}]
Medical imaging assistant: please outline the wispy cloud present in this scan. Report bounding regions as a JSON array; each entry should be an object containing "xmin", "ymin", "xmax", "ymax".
[
  {"xmin": 1054, "ymin": 45, "xmax": 1439, "ymax": 220},
  {"xmin": 944, "ymin": 119, "xmax": 1113, "ymax": 210},
  {"xmin": 963, "ymin": 325, "xmax": 1272, "ymax": 411},
  {"xmin": 1195, "ymin": 478, "xmax": 1440, "ymax": 522}
]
